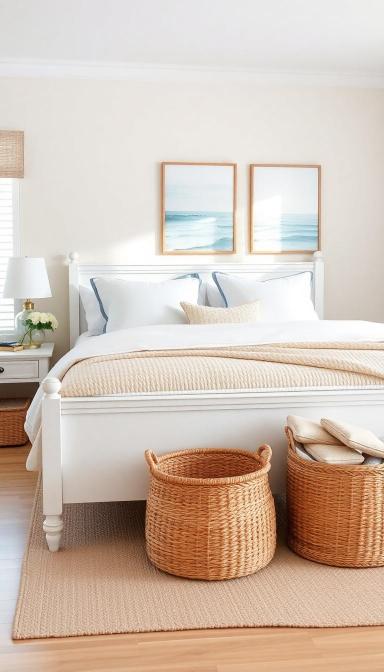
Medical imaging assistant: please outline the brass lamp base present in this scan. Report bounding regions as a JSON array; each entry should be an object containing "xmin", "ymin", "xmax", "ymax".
[
  {"xmin": 22, "ymin": 343, "xmax": 41, "ymax": 349},
  {"xmin": 23, "ymin": 299, "xmax": 35, "ymax": 311}
]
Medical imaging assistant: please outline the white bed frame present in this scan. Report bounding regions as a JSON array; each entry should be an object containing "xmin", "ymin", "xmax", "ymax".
[{"xmin": 41, "ymin": 252, "xmax": 384, "ymax": 551}]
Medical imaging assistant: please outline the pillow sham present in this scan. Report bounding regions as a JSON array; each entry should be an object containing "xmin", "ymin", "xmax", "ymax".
[
  {"xmin": 205, "ymin": 278, "xmax": 225, "ymax": 307},
  {"xmin": 79, "ymin": 284, "xmax": 106, "ymax": 336},
  {"xmin": 212, "ymin": 272, "xmax": 318, "ymax": 321},
  {"xmin": 180, "ymin": 301, "xmax": 261, "ymax": 324},
  {"xmin": 321, "ymin": 418, "xmax": 384, "ymax": 458},
  {"xmin": 90, "ymin": 276, "xmax": 200, "ymax": 332}
]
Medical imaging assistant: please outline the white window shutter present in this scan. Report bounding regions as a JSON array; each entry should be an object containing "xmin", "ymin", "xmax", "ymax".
[{"xmin": 0, "ymin": 179, "xmax": 18, "ymax": 335}]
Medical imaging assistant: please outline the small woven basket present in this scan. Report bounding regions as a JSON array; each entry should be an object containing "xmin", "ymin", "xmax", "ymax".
[
  {"xmin": 286, "ymin": 427, "xmax": 384, "ymax": 567},
  {"xmin": 145, "ymin": 445, "xmax": 276, "ymax": 580},
  {"xmin": 0, "ymin": 398, "xmax": 30, "ymax": 446}
]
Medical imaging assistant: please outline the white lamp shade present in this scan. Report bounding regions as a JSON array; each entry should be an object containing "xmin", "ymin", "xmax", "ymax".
[{"xmin": 3, "ymin": 257, "xmax": 52, "ymax": 299}]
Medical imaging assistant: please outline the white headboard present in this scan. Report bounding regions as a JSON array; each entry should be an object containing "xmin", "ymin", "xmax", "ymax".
[{"xmin": 68, "ymin": 252, "xmax": 324, "ymax": 348}]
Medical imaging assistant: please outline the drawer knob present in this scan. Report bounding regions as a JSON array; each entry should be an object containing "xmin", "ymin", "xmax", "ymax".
[{"xmin": 0, "ymin": 367, "xmax": 4, "ymax": 373}]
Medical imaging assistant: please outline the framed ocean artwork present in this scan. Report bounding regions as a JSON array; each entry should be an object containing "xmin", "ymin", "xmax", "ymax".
[
  {"xmin": 250, "ymin": 164, "xmax": 321, "ymax": 254},
  {"xmin": 161, "ymin": 162, "xmax": 237, "ymax": 254}
]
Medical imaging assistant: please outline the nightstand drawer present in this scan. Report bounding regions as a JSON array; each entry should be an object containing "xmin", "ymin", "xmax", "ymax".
[{"xmin": 0, "ymin": 360, "xmax": 39, "ymax": 380}]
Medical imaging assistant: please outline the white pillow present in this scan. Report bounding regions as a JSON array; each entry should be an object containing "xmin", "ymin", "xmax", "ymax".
[
  {"xmin": 79, "ymin": 284, "xmax": 106, "ymax": 336},
  {"xmin": 205, "ymin": 278, "xmax": 224, "ymax": 307},
  {"xmin": 90, "ymin": 276, "xmax": 200, "ymax": 332},
  {"xmin": 212, "ymin": 272, "xmax": 318, "ymax": 321}
]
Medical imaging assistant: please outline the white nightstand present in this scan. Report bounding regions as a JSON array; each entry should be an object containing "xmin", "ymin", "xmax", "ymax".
[{"xmin": 0, "ymin": 343, "xmax": 54, "ymax": 384}]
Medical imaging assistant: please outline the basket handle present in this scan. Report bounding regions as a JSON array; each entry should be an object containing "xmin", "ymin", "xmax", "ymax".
[
  {"xmin": 285, "ymin": 426, "xmax": 296, "ymax": 451},
  {"xmin": 145, "ymin": 450, "xmax": 159, "ymax": 469},
  {"xmin": 256, "ymin": 444, "xmax": 272, "ymax": 466}
]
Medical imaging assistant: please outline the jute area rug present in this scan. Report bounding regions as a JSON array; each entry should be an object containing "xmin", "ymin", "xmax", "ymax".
[{"xmin": 13, "ymin": 482, "xmax": 384, "ymax": 639}]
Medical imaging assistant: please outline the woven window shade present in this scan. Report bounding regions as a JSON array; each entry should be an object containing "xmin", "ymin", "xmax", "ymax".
[{"xmin": 0, "ymin": 131, "xmax": 24, "ymax": 178}]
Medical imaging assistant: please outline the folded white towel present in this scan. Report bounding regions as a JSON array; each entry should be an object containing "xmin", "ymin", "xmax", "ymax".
[
  {"xmin": 287, "ymin": 415, "xmax": 339, "ymax": 445},
  {"xmin": 363, "ymin": 454, "xmax": 383, "ymax": 466},
  {"xmin": 305, "ymin": 442, "xmax": 365, "ymax": 465},
  {"xmin": 295, "ymin": 443, "xmax": 315, "ymax": 462},
  {"xmin": 321, "ymin": 418, "xmax": 384, "ymax": 458}
]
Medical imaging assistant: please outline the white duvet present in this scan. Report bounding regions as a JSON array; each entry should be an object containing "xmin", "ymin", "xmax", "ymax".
[{"xmin": 25, "ymin": 320, "xmax": 384, "ymax": 470}]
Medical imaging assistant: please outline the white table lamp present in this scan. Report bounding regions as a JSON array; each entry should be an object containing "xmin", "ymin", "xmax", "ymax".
[{"xmin": 3, "ymin": 257, "xmax": 52, "ymax": 341}]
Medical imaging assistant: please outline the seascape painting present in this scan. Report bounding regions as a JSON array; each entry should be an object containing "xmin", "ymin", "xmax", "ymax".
[
  {"xmin": 162, "ymin": 163, "xmax": 236, "ymax": 254},
  {"xmin": 250, "ymin": 165, "xmax": 320, "ymax": 254}
]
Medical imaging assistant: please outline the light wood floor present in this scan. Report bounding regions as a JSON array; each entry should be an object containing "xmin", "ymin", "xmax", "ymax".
[{"xmin": 1, "ymin": 446, "xmax": 384, "ymax": 672}]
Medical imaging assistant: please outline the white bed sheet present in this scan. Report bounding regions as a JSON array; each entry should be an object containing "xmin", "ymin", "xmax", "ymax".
[
  {"xmin": 75, "ymin": 331, "xmax": 92, "ymax": 345},
  {"xmin": 25, "ymin": 320, "xmax": 384, "ymax": 470}
]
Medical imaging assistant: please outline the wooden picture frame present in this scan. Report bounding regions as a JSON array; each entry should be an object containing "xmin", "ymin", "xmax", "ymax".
[
  {"xmin": 249, "ymin": 164, "xmax": 321, "ymax": 254},
  {"xmin": 161, "ymin": 162, "xmax": 237, "ymax": 255}
]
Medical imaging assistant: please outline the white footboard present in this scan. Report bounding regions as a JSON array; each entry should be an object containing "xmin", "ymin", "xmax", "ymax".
[{"xmin": 41, "ymin": 381, "xmax": 384, "ymax": 551}]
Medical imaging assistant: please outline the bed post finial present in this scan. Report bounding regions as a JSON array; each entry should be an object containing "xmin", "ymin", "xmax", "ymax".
[
  {"xmin": 43, "ymin": 377, "xmax": 62, "ymax": 398},
  {"xmin": 313, "ymin": 250, "xmax": 323, "ymax": 260},
  {"xmin": 68, "ymin": 251, "xmax": 79, "ymax": 264}
]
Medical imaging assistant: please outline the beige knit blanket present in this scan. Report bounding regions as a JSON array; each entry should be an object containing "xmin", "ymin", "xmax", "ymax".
[{"xmin": 60, "ymin": 342, "xmax": 384, "ymax": 397}]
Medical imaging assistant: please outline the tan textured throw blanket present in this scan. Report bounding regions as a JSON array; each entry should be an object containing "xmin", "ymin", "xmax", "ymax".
[{"xmin": 60, "ymin": 342, "xmax": 384, "ymax": 397}]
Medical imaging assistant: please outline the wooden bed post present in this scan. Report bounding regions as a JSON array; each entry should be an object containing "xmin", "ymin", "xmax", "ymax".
[
  {"xmin": 42, "ymin": 377, "xmax": 63, "ymax": 552},
  {"xmin": 68, "ymin": 251, "xmax": 80, "ymax": 350}
]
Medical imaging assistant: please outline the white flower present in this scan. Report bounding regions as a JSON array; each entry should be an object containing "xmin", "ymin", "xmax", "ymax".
[
  {"xmin": 47, "ymin": 313, "xmax": 58, "ymax": 330},
  {"xmin": 29, "ymin": 311, "xmax": 41, "ymax": 325},
  {"xmin": 26, "ymin": 310, "xmax": 58, "ymax": 330}
]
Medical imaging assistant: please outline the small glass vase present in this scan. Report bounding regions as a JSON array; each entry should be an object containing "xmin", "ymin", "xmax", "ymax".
[
  {"xmin": 21, "ymin": 328, "xmax": 45, "ymax": 349},
  {"xmin": 15, "ymin": 307, "xmax": 34, "ymax": 340}
]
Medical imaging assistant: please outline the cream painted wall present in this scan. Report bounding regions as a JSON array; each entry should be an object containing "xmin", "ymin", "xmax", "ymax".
[{"xmin": 0, "ymin": 77, "xmax": 383, "ymax": 361}]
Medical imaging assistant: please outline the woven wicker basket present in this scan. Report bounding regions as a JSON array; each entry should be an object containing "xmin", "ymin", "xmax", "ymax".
[
  {"xmin": 0, "ymin": 398, "xmax": 30, "ymax": 447},
  {"xmin": 145, "ymin": 445, "xmax": 276, "ymax": 580},
  {"xmin": 286, "ymin": 427, "xmax": 384, "ymax": 568}
]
